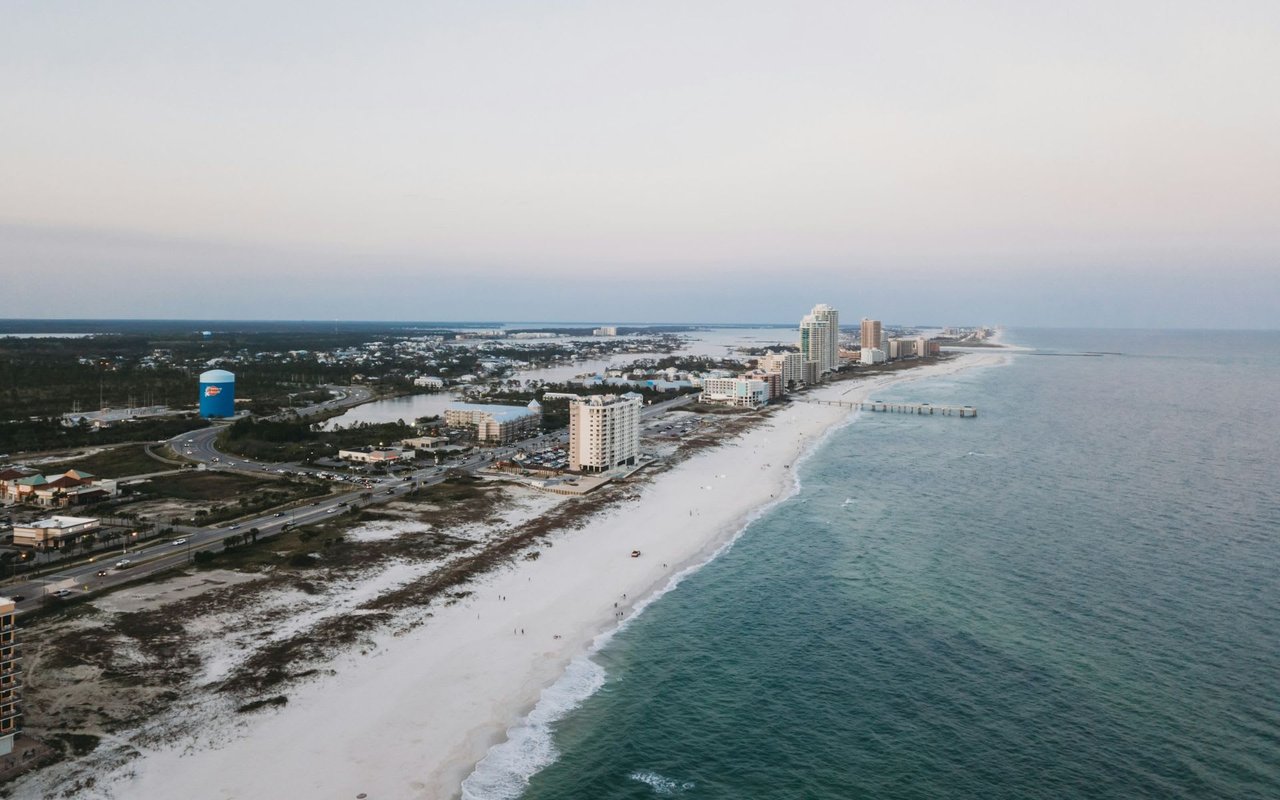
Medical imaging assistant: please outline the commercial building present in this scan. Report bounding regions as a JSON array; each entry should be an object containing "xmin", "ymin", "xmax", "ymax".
[
  {"xmin": 412, "ymin": 376, "xmax": 446, "ymax": 389},
  {"xmin": 800, "ymin": 304, "xmax": 840, "ymax": 376},
  {"xmin": 568, "ymin": 393, "xmax": 642, "ymax": 473},
  {"xmin": 860, "ymin": 348, "xmax": 886, "ymax": 365},
  {"xmin": 0, "ymin": 468, "xmax": 116, "ymax": 508},
  {"xmin": 758, "ymin": 350, "xmax": 804, "ymax": 390},
  {"xmin": 445, "ymin": 402, "xmax": 542, "ymax": 444},
  {"xmin": 400, "ymin": 435, "xmax": 450, "ymax": 451},
  {"xmin": 0, "ymin": 597, "xmax": 19, "ymax": 756},
  {"xmin": 592, "ymin": 326, "xmax": 619, "ymax": 336},
  {"xmin": 860, "ymin": 319, "xmax": 882, "ymax": 352},
  {"xmin": 700, "ymin": 377, "xmax": 770, "ymax": 408},
  {"xmin": 12, "ymin": 516, "xmax": 101, "ymax": 551},
  {"xmin": 337, "ymin": 447, "xmax": 415, "ymax": 464},
  {"xmin": 199, "ymin": 369, "xmax": 236, "ymax": 418}
]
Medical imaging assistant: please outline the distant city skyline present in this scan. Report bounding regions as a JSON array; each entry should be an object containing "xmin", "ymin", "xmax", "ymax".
[{"xmin": 3, "ymin": 1, "xmax": 1278, "ymax": 328}]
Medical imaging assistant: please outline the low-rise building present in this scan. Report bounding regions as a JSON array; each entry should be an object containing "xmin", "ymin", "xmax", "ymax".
[
  {"xmin": 567, "ymin": 393, "xmax": 642, "ymax": 473},
  {"xmin": 445, "ymin": 402, "xmax": 542, "ymax": 444},
  {"xmin": 337, "ymin": 447, "xmax": 416, "ymax": 464},
  {"xmin": 700, "ymin": 377, "xmax": 770, "ymax": 408},
  {"xmin": 12, "ymin": 515, "xmax": 100, "ymax": 551},
  {"xmin": 1, "ymin": 468, "xmax": 116, "ymax": 508},
  {"xmin": 400, "ymin": 435, "xmax": 450, "ymax": 451}
]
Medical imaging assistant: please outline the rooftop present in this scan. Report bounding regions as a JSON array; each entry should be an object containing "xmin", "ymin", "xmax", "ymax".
[
  {"xmin": 25, "ymin": 515, "xmax": 99, "ymax": 529},
  {"xmin": 447, "ymin": 403, "xmax": 540, "ymax": 422}
]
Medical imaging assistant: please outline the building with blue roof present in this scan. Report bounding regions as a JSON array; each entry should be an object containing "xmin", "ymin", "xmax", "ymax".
[{"xmin": 444, "ymin": 401, "xmax": 542, "ymax": 444}]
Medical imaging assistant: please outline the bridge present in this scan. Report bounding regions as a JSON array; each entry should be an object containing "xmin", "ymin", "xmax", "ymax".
[{"xmin": 800, "ymin": 399, "xmax": 977, "ymax": 417}]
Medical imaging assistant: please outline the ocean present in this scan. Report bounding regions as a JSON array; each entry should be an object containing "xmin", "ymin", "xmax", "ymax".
[{"xmin": 476, "ymin": 329, "xmax": 1280, "ymax": 800}]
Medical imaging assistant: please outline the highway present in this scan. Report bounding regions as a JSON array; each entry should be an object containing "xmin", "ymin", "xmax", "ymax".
[{"xmin": 6, "ymin": 389, "xmax": 698, "ymax": 613}]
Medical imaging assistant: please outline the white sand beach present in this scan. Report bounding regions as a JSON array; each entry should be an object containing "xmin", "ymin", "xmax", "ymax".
[{"xmin": 40, "ymin": 352, "xmax": 1002, "ymax": 800}]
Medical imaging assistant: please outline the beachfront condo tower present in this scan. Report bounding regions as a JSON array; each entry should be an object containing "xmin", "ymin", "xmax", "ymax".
[
  {"xmin": 860, "ymin": 318, "xmax": 882, "ymax": 354},
  {"xmin": 0, "ymin": 597, "xmax": 20, "ymax": 756},
  {"xmin": 800, "ymin": 304, "xmax": 840, "ymax": 376},
  {"xmin": 568, "ymin": 393, "xmax": 643, "ymax": 473}
]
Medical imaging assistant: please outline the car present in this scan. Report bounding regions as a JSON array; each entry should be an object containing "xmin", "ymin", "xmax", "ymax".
[
  {"xmin": 96, "ymin": 569, "xmax": 109, "ymax": 576},
  {"xmin": 171, "ymin": 538, "xmax": 187, "ymax": 546},
  {"xmin": 273, "ymin": 512, "xmax": 284, "ymax": 517},
  {"xmin": 115, "ymin": 559, "xmax": 132, "ymax": 568},
  {"xmin": 327, "ymin": 507, "xmax": 338, "ymax": 513},
  {"xmin": 229, "ymin": 524, "xmax": 240, "ymax": 530},
  {"xmin": 9, "ymin": 595, "xmax": 23, "ymax": 602},
  {"xmin": 52, "ymin": 589, "xmax": 73, "ymax": 598}
]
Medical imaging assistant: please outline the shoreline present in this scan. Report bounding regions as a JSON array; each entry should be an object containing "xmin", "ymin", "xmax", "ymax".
[{"xmin": 23, "ymin": 350, "xmax": 1004, "ymax": 800}]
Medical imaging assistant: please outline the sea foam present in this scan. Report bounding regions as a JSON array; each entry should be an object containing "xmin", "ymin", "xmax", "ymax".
[{"xmin": 460, "ymin": 408, "xmax": 862, "ymax": 798}]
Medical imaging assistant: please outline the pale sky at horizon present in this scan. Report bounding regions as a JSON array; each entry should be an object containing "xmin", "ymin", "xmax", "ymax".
[{"xmin": 2, "ymin": 1, "xmax": 1278, "ymax": 327}]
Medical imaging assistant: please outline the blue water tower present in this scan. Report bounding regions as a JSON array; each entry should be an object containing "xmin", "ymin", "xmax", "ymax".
[{"xmin": 199, "ymin": 369, "xmax": 236, "ymax": 417}]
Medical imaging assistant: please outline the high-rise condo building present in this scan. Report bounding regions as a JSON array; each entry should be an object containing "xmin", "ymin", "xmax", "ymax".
[
  {"xmin": 758, "ymin": 350, "xmax": 804, "ymax": 390},
  {"xmin": 799, "ymin": 304, "xmax": 840, "ymax": 375},
  {"xmin": 0, "ymin": 597, "xmax": 19, "ymax": 756},
  {"xmin": 860, "ymin": 318, "xmax": 882, "ymax": 352},
  {"xmin": 568, "ymin": 393, "xmax": 643, "ymax": 473}
]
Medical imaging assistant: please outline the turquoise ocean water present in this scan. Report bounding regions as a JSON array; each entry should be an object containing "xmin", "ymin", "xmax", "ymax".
[{"xmin": 469, "ymin": 329, "xmax": 1280, "ymax": 800}]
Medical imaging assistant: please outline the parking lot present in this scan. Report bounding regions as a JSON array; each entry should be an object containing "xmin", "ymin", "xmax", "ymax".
[{"xmin": 514, "ymin": 446, "xmax": 568, "ymax": 470}]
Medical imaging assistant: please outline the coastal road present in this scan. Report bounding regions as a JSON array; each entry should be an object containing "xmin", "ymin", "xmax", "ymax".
[
  {"xmin": 7, "ymin": 465, "xmax": 450, "ymax": 614},
  {"xmin": 8, "ymin": 390, "xmax": 697, "ymax": 614}
]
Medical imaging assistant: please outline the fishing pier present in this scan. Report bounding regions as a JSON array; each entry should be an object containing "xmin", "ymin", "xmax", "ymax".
[{"xmin": 800, "ymin": 399, "xmax": 978, "ymax": 417}]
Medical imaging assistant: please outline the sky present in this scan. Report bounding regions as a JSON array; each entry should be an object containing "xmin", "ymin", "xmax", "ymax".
[{"xmin": 2, "ymin": 1, "xmax": 1278, "ymax": 327}]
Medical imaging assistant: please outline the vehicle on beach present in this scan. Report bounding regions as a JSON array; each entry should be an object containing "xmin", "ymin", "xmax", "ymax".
[{"xmin": 631, "ymin": 550, "xmax": 641, "ymax": 558}]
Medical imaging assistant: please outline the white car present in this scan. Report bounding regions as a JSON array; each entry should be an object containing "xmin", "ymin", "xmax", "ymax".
[{"xmin": 171, "ymin": 538, "xmax": 188, "ymax": 546}]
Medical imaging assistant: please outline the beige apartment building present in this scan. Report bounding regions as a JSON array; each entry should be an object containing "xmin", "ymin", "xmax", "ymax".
[
  {"xmin": 568, "ymin": 393, "xmax": 642, "ymax": 473},
  {"xmin": 445, "ymin": 402, "xmax": 542, "ymax": 444},
  {"xmin": 758, "ymin": 350, "xmax": 804, "ymax": 390},
  {"xmin": 0, "ymin": 597, "xmax": 19, "ymax": 756}
]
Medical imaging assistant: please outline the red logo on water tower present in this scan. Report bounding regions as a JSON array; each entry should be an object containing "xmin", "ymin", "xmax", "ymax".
[{"xmin": 204, "ymin": 386, "xmax": 222, "ymax": 397}]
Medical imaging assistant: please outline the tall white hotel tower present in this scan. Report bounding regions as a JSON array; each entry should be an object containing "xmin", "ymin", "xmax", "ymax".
[{"xmin": 799, "ymin": 303, "xmax": 840, "ymax": 376}]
